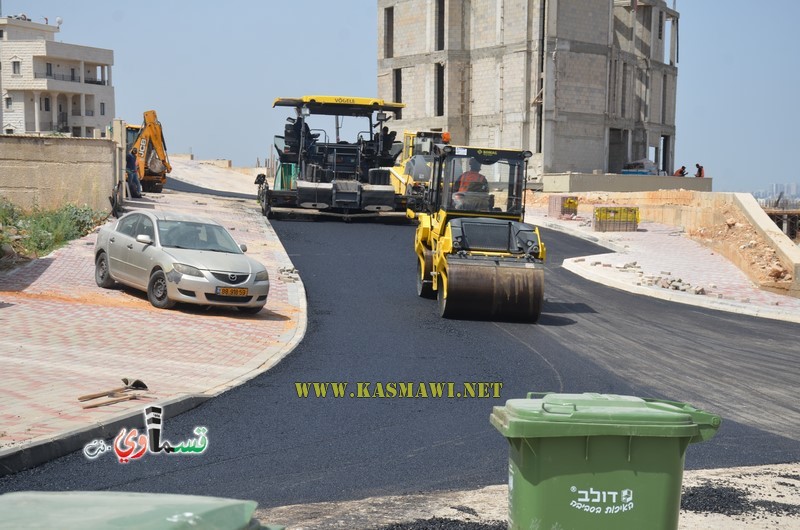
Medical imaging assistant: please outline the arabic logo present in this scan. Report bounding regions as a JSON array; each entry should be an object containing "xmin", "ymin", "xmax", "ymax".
[{"xmin": 82, "ymin": 406, "xmax": 208, "ymax": 464}]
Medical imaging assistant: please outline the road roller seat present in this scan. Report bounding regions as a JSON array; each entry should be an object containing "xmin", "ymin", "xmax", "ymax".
[{"xmin": 452, "ymin": 191, "xmax": 492, "ymax": 211}]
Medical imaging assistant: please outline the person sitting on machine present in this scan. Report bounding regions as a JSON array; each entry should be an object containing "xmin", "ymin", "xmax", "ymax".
[
  {"xmin": 293, "ymin": 117, "xmax": 318, "ymax": 156},
  {"xmin": 454, "ymin": 158, "xmax": 489, "ymax": 192}
]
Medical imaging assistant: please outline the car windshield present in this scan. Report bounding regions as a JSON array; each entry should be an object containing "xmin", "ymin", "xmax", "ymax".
[{"xmin": 157, "ymin": 220, "xmax": 242, "ymax": 253}]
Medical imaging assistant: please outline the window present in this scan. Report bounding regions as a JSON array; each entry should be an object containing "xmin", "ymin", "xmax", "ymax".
[
  {"xmin": 658, "ymin": 11, "xmax": 664, "ymax": 40},
  {"xmin": 46, "ymin": 63, "xmax": 53, "ymax": 76},
  {"xmin": 100, "ymin": 102, "xmax": 105, "ymax": 116},
  {"xmin": 70, "ymin": 68, "xmax": 76, "ymax": 81},
  {"xmin": 393, "ymin": 68, "xmax": 402, "ymax": 119},
  {"xmin": 0, "ymin": 30, "xmax": 4, "ymax": 39},
  {"xmin": 4, "ymin": 97, "xmax": 11, "ymax": 110},
  {"xmin": 5, "ymin": 129, "xmax": 13, "ymax": 135},
  {"xmin": 384, "ymin": 7, "xmax": 394, "ymax": 59},
  {"xmin": 435, "ymin": 63, "xmax": 445, "ymax": 116},
  {"xmin": 118, "ymin": 215, "xmax": 141, "ymax": 237},
  {"xmin": 621, "ymin": 63, "xmax": 629, "ymax": 119},
  {"xmin": 12, "ymin": 61, "xmax": 20, "ymax": 75},
  {"xmin": 436, "ymin": 0, "xmax": 445, "ymax": 51},
  {"xmin": 44, "ymin": 97, "xmax": 51, "ymax": 112}
]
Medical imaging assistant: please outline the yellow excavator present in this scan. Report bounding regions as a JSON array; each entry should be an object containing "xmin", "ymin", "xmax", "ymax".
[
  {"xmin": 388, "ymin": 130, "xmax": 450, "ymax": 211},
  {"xmin": 126, "ymin": 110, "xmax": 171, "ymax": 193},
  {"xmin": 411, "ymin": 144, "xmax": 546, "ymax": 321}
]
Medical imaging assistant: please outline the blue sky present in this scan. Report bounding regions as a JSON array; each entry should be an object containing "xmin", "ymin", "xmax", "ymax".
[{"xmin": 4, "ymin": 1, "xmax": 799, "ymax": 193}]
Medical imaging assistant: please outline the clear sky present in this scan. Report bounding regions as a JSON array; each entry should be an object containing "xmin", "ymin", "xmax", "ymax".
[{"xmin": 4, "ymin": 1, "xmax": 799, "ymax": 193}]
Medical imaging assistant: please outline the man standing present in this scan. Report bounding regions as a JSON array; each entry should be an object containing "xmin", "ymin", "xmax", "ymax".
[
  {"xmin": 694, "ymin": 163, "xmax": 705, "ymax": 178},
  {"xmin": 126, "ymin": 148, "xmax": 143, "ymax": 198}
]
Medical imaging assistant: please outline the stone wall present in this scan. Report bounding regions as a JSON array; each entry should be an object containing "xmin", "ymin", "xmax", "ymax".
[{"xmin": 0, "ymin": 135, "xmax": 115, "ymax": 213}]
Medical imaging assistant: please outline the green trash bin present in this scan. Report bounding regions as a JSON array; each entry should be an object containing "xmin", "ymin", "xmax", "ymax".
[{"xmin": 490, "ymin": 392, "xmax": 721, "ymax": 530}]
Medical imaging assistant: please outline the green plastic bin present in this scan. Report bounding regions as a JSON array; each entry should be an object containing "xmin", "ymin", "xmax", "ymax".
[
  {"xmin": 0, "ymin": 491, "xmax": 285, "ymax": 530},
  {"xmin": 490, "ymin": 392, "xmax": 721, "ymax": 530}
]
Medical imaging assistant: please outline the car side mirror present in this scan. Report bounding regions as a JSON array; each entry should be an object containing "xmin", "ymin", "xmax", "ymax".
[
  {"xmin": 240, "ymin": 243, "xmax": 248, "ymax": 253},
  {"xmin": 136, "ymin": 234, "xmax": 153, "ymax": 245}
]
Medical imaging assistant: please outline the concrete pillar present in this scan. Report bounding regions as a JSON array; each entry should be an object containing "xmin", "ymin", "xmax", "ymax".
[
  {"xmin": 80, "ymin": 93, "xmax": 85, "ymax": 137},
  {"xmin": 51, "ymin": 91, "xmax": 59, "ymax": 132},
  {"xmin": 33, "ymin": 90, "xmax": 41, "ymax": 133},
  {"xmin": 107, "ymin": 65, "xmax": 112, "ymax": 86}
]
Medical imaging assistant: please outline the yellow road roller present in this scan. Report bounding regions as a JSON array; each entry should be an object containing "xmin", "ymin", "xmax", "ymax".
[{"xmin": 410, "ymin": 144, "xmax": 546, "ymax": 321}]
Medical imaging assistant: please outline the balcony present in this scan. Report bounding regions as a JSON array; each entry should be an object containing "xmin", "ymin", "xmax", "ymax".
[
  {"xmin": 84, "ymin": 78, "xmax": 107, "ymax": 86},
  {"xmin": 34, "ymin": 72, "xmax": 81, "ymax": 83}
]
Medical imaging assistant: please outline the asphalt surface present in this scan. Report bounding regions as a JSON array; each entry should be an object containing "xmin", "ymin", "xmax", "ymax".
[{"xmin": 1, "ymin": 209, "xmax": 799, "ymax": 509}]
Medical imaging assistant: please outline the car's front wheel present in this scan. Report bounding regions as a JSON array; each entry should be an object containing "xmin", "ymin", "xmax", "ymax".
[
  {"xmin": 95, "ymin": 252, "xmax": 115, "ymax": 288},
  {"xmin": 147, "ymin": 270, "xmax": 175, "ymax": 309}
]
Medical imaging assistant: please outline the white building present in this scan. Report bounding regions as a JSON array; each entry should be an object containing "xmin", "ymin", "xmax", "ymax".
[{"xmin": 0, "ymin": 14, "xmax": 114, "ymax": 137}]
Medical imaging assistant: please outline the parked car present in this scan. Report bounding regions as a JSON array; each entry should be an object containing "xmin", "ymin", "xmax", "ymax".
[{"xmin": 94, "ymin": 211, "xmax": 269, "ymax": 313}]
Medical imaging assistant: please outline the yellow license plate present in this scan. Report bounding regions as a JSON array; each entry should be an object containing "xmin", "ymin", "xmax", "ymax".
[{"xmin": 216, "ymin": 287, "xmax": 248, "ymax": 296}]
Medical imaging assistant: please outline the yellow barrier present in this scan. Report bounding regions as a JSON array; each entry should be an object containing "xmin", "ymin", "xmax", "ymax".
[{"xmin": 593, "ymin": 206, "xmax": 639, "ymax": 232}]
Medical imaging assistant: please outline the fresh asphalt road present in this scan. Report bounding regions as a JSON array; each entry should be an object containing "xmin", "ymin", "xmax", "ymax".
[{"xmin": 1, "ymin": 198, "xmax": 799, "ymax": 508}]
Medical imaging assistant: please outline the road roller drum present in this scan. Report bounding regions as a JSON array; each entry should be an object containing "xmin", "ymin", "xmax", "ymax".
[{"xmin": 438, "ymin": 257, "xmax": 545, "ymax": 322}]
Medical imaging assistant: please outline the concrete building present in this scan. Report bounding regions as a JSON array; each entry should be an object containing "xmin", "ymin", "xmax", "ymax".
[
  {"xmin": 377, "ymin": 0, "xmax": 679, "ymax": 181},
  {"xmin": 0, "ymin": 14, "xmax": 114, "ymax": 138}
]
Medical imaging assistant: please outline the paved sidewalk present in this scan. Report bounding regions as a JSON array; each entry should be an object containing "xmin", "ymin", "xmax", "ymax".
[
  {"xmin": 525, "ymin": 207, "xmax": 800, "ymax": 324},
  {"xmin": 0, "ymin": 163, "xmax": 306, "ymax": 474}
]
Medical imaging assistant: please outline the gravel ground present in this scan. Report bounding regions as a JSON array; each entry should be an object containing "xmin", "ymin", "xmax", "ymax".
[{"xmin": 257, "ymin": 463, "xmax": 800, "ymax": 529}]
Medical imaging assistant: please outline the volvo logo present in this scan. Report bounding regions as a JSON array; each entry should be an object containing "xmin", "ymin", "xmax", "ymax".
[{"xmin": 228, "ymin": 273, "xmax": 238, "ymax": 282}]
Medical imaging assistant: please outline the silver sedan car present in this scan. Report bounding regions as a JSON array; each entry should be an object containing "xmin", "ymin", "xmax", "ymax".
[{"xmin": 94, "ymin": 211, "xmax": 269, "ymax": 313}]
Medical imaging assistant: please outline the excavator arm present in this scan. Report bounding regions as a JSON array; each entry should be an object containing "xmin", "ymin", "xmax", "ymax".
[{"xmin": 133, "ymin": 110, "xmax": 171, "ymax": 192}]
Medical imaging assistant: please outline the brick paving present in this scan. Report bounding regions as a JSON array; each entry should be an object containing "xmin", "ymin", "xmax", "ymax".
[{"xmin": 0, "ymin": 177, "xmax": 306, "ymax": 459}]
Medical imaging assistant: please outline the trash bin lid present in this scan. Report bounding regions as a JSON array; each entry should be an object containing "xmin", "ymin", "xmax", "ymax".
[
  {"xmin": 490, "ymin": 392, "xmax": 721, "ymax": 442},
  {"xmin": 0, "ymin": 491, "xmax": 262, "ymax": 530}
]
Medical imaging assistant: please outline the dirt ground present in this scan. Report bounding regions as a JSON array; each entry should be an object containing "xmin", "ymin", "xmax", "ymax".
[
  {"xmin": 525, "ymin": 191, "xmax": 794, "ymax": 293},
  {"xmin": 688, "ymin": 205, "xmax": 793, "ymax": 290},
  {"xmin": 256, "ymin": 463, "xmax": 800, "ymax": 529}
]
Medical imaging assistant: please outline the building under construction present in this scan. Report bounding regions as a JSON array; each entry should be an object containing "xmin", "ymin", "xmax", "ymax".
[{"xmin": 377, "ymin": 0, "xmax": 680, "ymax": 182}]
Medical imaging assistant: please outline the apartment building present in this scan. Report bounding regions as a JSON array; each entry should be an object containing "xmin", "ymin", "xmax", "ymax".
[
  {"xmin": 0, "ymin": 14, "xmax": 114, "ymax": 137},
  {"xmin": 377, "ymin": 0, "xmax": 679, "ymax": 180}
]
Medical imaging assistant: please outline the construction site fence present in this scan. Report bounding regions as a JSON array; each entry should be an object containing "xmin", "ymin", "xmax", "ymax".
[
  {"xmin": 593, "ymin": 206, "xmax": 640, "ymax": 232},
  {"xmin": 548, "ymin": 195, "xmax": 579, "ymax": 218}
]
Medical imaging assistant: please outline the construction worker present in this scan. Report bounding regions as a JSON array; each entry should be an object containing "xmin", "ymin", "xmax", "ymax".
[
  {"xmin": 454, "ymin": 158, "xmax": 489, "ymax": 192},
  {"xmin": 126, "ymin": 148, "xmax": 143, "ymax": 198},
  {"xmin": 695, "ymin": 163, "xmax": 705, "ymax": 178},
  {"xmin": 673, "ymin": 165, "xmax": 687, "ymax": 176}
]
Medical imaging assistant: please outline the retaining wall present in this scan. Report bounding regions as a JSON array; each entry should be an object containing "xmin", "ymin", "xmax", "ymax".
[
  {"xmin": 0, "ymin": 135, "xmax": 115, "ymax": 213},
  {"xmin": 542, "ymin": 173, "xmax": 713, "ymax": 193}
]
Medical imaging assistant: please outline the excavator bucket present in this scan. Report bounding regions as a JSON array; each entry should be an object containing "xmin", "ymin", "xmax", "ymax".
[{"xmin": 439, "ymin": 258, "xmax": 544, "ymax": 322}]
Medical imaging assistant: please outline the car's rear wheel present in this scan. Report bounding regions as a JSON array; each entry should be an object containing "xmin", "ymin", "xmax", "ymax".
[
  {"xmin": 147, "ymin": 270, "xmax": 175, "ymax": 309},
  {"xmin": 237, "ymin": 306, "xmax": 263, "ymax": 315},
  {"xmin": 95, "ymin": 252, "xmax": 115, "ymax": 288}
]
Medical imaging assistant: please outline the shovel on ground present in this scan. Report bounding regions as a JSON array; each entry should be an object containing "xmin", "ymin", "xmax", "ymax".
[
  {"xmin": 77, "ymin": 378, "xmax": 148, "ymax": 402},
  {"xmin": 81, "ymin": 392, "xmax": 154, "ymax": 409}
]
